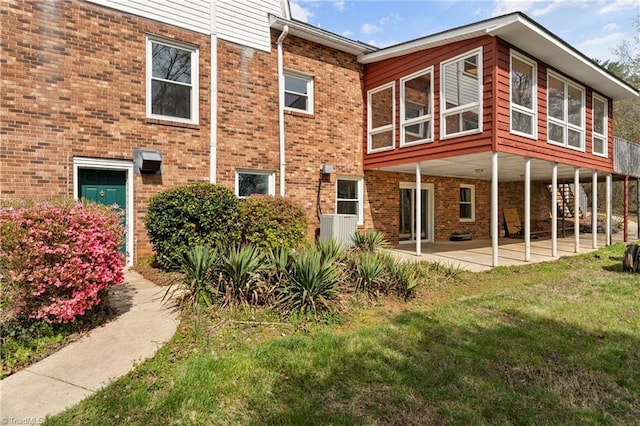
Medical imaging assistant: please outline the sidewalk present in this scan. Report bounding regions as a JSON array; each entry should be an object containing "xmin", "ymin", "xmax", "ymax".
[{"xmin": 1, "ymin": 271, "xmax": 179, "ymax": 422}]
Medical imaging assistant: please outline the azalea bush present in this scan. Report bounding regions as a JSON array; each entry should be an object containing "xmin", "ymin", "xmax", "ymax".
[{"xmin": 0, "ymin": 199, "xmax": 125, "ymax": 324}]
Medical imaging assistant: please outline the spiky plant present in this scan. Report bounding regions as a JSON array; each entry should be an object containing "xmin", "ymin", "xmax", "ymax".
[
  {"xmin": 351, "ymin": 230, "xmax": 389, "ymax": 253},
  {"xmin": 164, "ymin": 244, "xmax": 217, "ymax": 309},
  {"xmin": 350, "ymin": 251, "xmax": 387, "ymax": 297},
  {"xmin": 279, "ymin": 250, "xmax": 342, "ymax": 317},
  {"xmin": 315, "ymin": 238, "xmax": 346, "ymax": 263},
  {"xmin": 216, "ymin": 244, "xmax": 269, "ymax": 305}
]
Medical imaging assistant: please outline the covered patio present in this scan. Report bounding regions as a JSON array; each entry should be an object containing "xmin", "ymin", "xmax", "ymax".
[{"xmin": 391, "ymin": 226, "xmax": 638, "ymax": 272}]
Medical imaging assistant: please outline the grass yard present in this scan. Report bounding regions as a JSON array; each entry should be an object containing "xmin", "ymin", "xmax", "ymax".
[{"xmin": 47, "ymin": 244, "xmax": 640, "ymax": 425}]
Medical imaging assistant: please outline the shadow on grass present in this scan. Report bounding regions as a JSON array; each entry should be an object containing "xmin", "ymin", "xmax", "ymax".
[{"xmin": 243, "ymin": 310, "xmax": 640, "ymax": 425}]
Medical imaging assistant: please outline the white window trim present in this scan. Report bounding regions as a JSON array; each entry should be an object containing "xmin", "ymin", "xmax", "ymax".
[
  {"xmin": 440, "ymin": 47, "xmax": 483, "ymax": 140},
  {"xmin": 235, "ymin": 169, "xmax": 275, "ymax": 198},
  {"xmin": 459, "ymin": 184, "xmax": 475, "ymax": 222},
  {"xmin": 367, "ymin": 82, "xmax": 396, "ymax": 153},
  {"xmin": 509, "ymin": 50, "xmax": 538, "ymax": 139},
  {"xmin": 146, "ymin": 35, "xmax": 199, "ymax": 124},
  {"xmin": 547, "ymin": 71, "xmax": 585, "ymax": 152},
  {"xmin": 400, "ymin": 66, "xmax": 434, "ymax": 147},
  {"xmin": 592, "ymin": 93, "xmax": 608, "ymax": 158},
  {"xmin": 336, "ymin": 176, "xmax": 364, "ymax": 225},
  {"xmin": 283, "ymin": 69, "xmax": 314, "ymax": 115}
]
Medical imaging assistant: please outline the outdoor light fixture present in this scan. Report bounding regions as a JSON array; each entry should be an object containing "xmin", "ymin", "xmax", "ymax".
[
  {"xmin": 134, "ymin": 148, "xmax": 163, "ymax": 174},
  {"xmin": 320, "ymin": 164, "xmax": 334, "ymax": 174}
]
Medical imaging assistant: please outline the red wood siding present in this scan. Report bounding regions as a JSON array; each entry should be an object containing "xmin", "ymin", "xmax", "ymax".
[
  {"xmin": 494, "ymin": 40, "xmax": 615, "ymax": 173},
  {"xmin": 363, "ymin": 36, "xmax": 495, "ymax": 169}
]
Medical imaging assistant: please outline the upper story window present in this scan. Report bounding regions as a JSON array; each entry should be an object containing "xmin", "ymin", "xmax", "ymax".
[
  {"xmin": 547, "ymin": 72, "xmax": 585, "ymax": 151},
  {"xmin": 592, "ymin": 94, "xmax": 608, "ymax": 157},
  {"xmin": 146, "ymin": 35, "xmax": 199, "ymax": 124},
  {"xmin": 441, "ymin": 48, "xmax": 482, "ymax": 139},
  {"xmin": 510, "ymin": 52, "xmax": 537, "ymax": 138},
  {"xmin": 235, "ymin": 169, "xmax": 275, "ymax": 198},
  {"xmin": 400, "ymin": 68, "xmax": 433, "ymax": 146},
  {"xmin": 284, "ymin": 70, "xmax": 313, "ymax": 114},
  {"xmin": 367, "ymin": 82, "xmax": 395, "ymax": 153},
  {"xmin": 459, "ymin": 184, "xmax": 475, "ymax": 222},
  {"xmin": 336, "ymin": 177, "xmax": 363, "ymax": 225}
]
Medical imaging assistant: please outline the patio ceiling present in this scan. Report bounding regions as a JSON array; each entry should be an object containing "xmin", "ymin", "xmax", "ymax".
[{"xmin": 377, "ymin": 152, "xmax": 601, "ymax": 183}]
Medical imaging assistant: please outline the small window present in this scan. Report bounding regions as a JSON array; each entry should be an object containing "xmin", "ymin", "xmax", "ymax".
[
  {"xmin": 592, "ymin": 94, "xmax": 608, "ymax": 157},
  {"xmin": 235, "ymin": 170, "xmax": 275, "ymax": 198},
  {"xmin": 336, "ymin": 178, "xmax": 363, "ymax": 225},
  {"xmin": 401, "ymin": 68, "xmax": 433, "ymax": 146},
  {"xmin": 284, "ymin": 71, "xmax": 313, "ymax": 114},
  {"xmin": 441, "ymin": 48, "xmax": 482, "ymax": 139},
  {"xmin": 510, "ymin": 52, "xmax": 537, "ymax": 138},
  {"xmin": 146, "ymin": 35, "xmax": 198, "ymax": 123},
  {"xmin": 367, "ymin": 82, "xmax": 395, "ymax": 152},
  {"xmin": 547, "ymin": 72, "xmax": 585, "ymax": 151},
  {"xmin": 459, "ymin": 184, "xmax": 475, "ymax": 222}
]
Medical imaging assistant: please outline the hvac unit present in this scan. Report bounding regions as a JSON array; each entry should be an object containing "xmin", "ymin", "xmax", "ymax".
[{"xmin": 319, "ymin": 214, "xmax": 357, "ymax": 245}]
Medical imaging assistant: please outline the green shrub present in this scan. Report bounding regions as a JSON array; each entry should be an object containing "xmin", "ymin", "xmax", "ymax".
[
  {"xmin": 146, "ymin": 182, "xmax": 241, "ymax": 270},
  {"xmin": 215, "ymin": 244, "xmax": 271, "ymax": 306},
  {"xmin": 165, "ymin": 245, "xmax": 217, "ymax": 309},
  {"xmin": 347, "ymin": 251, "xmax": 388, "ymax": 297},
  {"xmin": 315, "ymin": 237, "xmax": 347, "ymax": 264},
  {"xmin": 239, "ymin": 195, "xmax": 308, "ymax": 251}
]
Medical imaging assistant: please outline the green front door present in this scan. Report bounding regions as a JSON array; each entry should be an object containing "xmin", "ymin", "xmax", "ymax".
[{"xmin": 78, "ymin": 168, "xmax": 127, "ymax": 252}]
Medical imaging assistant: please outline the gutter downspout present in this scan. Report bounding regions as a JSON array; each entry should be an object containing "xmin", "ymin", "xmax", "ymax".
[
  {"xmin": 209, "ymin": 2, "xmax": 217, "ymax": 183},
  {"xmin": 277, "ymin": 25, "xmax": 289, "ymax": 197}
]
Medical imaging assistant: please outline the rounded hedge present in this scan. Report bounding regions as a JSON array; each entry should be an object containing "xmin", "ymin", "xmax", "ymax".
[
  {"xmin": 239, "ymin": 195, "xmax": 308, "ymax": 251},
  {"xmin": 146, "ymin": 182, "xmax": 241, "ymax": 269}
]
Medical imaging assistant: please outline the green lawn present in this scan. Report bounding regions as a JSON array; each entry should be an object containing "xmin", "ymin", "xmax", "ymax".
[{"xmin": 48, "ymin": 244, "xmax": 640, "ymax": 425}]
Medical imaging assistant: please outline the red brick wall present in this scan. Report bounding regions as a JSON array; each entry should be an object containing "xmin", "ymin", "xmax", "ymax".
[
  {"xmin": 1, "ymin": 0, "xmax": 212, "ymax": 261},
  {"xmin": 216, "ymin": 33, "xmax": 367, "ymax": 237}
]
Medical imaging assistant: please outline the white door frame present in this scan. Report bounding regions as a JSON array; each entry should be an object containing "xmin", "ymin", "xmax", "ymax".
[
  {"xmin": 399, "ymin": 181, "xmax": 435, "ymax": 243},
  {"xmin": 73, "ymin": 157, "xmax": 134, "ymax": 267}
]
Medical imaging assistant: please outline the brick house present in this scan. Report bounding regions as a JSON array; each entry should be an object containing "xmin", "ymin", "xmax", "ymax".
[{"xmin": 1, "ymin": 1, "xmax": 637, "ymax": 266}]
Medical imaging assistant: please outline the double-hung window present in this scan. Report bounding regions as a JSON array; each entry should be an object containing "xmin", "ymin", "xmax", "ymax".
[
  {"xmin": 284, "ymin": 70, "xmax": 313, "ymax": 114},
  {"xmin": 336, "ymin": 177, "xmax": 363, "ymax": 225},
  {"xmin": 367, "ymin": 82, "xmax": 395, "ymax": 152},
  {"xmin": 592, "ymin": 94, "xmax": 608, "ymax": 157},
  {"xmin": 401, "ymin": 68, "xmax": 433, "ymax": 146},
  {"xmin": 510, "ymin": 52, "xmax": 537, "ymax": 138},
  {"xmin": 459, "ymin": 184, "xmax": 475, "ymax": 222},
  {"xmin": 441, "ymin": 48, "xmax": 482, "ymax": 138},
  {"xmin": 146, "ymin": 35, "xmax": 198, "ymax": 123},
  {"xmin": 547, "ymin": 73, "xmax": 585, "ymax": 150},
  {"xmin": 235, "ymin": 169, "xmax": 275, "ymax": 198}
]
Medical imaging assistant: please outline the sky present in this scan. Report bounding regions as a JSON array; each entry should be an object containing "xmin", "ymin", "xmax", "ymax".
[{"xmin": 289, "ymin": 0, "xmax": 639, "ymax": 62}]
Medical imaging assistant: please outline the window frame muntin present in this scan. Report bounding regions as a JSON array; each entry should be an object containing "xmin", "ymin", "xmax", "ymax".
[
  {"xmin": 459, "ymin": 183, "xmax": 476, "ymax": 222},
  {"xmin": 509, "ymin": 50, "xmax": 538, "ymax": 139},
  {"xmin": 546, "ymin": 71, "xmax": 585, "ymax": 152},
  {"xmin": 235, "ymin": 168, "xmax": 276, "ymax": 198},
  {"xmin": 440, "ymin": 47, "xmax": 483, "ymax": 140},
  {"xmin": 367, "ymin": 81, "xmax": 396, "ymax": 153},
  {"xmin": 400, "ymin": 66, "xmax": 434, "ymax": 147},
  {"xmin": 146, "ymin": 34, "xmax": 199, "ymax": 124},
  {"xmin": 336, "ymin": 176, "xmax": 364, "ymax": 225},
  {"xmin": 283, "ymin": 69, "xmax": 314, "ymax": 115},
  {"xmin": 592, "ymin": 93, "xmax": 608, "ymax": 158}
]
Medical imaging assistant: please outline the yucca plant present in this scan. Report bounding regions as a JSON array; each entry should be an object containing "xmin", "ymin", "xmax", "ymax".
[
  {"xmin": 164, "ymin": 244, "xmax": 217, "ymax": 309},
  {"xmin": 350, "ymin": 251, "xmax": 387, "ymax": 297},
  {"xmin": 279, "ymin": 250, "xmax": 342, "ymax": 317},
  {"xmin": 387, "ymin": 260, "xmax": 420, "ymax": 301},
  {"xmin": 216, "ymin": 244, "xmax": 269, "ymax": 305},
  {"xmin": 315, "ymin": 238, "xmax": 346, "ymax": 263},
  {"xmin": 351, "ymin": 230, "xmax": 389, "ymax": 253}
]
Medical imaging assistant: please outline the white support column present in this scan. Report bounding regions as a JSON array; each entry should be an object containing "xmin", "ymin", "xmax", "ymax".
[
  {"xmin": 416, "ymin": 162, "xmax": 422, "ymax": 257},
  {"xmin": 551, "ymin": 163, "xmax": 558, "ymax": 257},
  {"xmin": 491, "ymin": 152, "xmax": 499, "ymax": 267},
  {"xmin": 574, "ymin": 168, "xmax": 580, "ymax": 253},
  {"xmin": 524, "ymin": 158, "xmax": 531, "ymax": 261},
  {"xmin": 606, "ymin": 174, "xmax": 612, "ymax": 246},
  {"xmin": 592, "ymin": 171, "xmax": 598, "ymax": 249}
]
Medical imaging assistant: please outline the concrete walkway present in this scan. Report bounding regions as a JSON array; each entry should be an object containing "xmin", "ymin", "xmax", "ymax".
[{"xmin": 1, "ymin": 271, "xmax": 179, "ymax": 422}]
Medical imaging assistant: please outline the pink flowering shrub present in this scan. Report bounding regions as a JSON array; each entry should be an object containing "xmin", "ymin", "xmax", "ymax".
[{"xmin": 0, "ymin": 199, "xmax": 125, "ymax": 324}]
